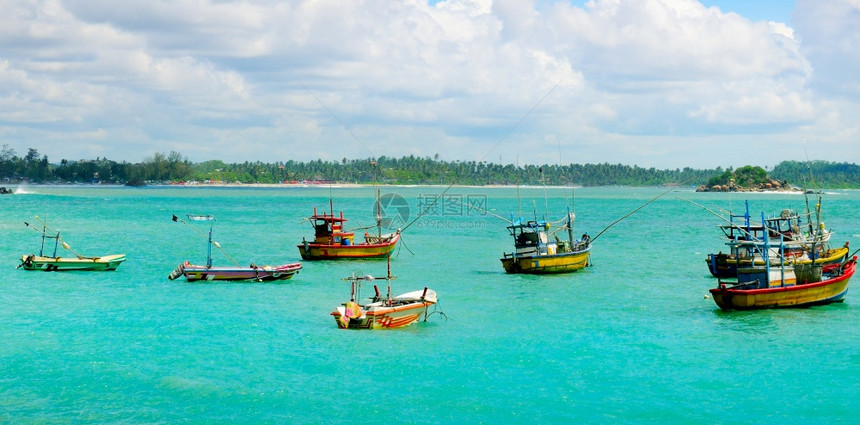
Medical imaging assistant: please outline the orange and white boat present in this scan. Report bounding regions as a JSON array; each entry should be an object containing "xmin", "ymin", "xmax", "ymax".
[{"xmin": 331, "ymin": 260, "xmax": 437, "ymax": 329}]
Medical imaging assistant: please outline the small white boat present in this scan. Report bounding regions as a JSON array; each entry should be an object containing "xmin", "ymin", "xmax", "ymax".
[{"xmin": 168, "ymin": 214, "xmax": 301, "ymax": 282}]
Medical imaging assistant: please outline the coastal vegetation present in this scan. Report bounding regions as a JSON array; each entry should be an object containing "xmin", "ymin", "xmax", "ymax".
[
  {"xmin": 2, "ymin": 144, "xmax": 859, "ymax": 188},
  {"xmin": 698, "ymin": 165, "xmax": 792, "ymax": 192}
]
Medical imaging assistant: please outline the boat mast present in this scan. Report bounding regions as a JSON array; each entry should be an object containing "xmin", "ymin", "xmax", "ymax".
[
  {"xmin": 36, "ymin": 215, "xmax": 60, "ymax": 257},
  {"xmin": 39, "ymin": 220, "xmax": 48, "ymax": 257},
  {"xmin": 762, "ymin": 211, "xmax": 771, "ymax": 283},
  {"xmin": 376, "ymin": 188, "xmax": 382, "ymax": 238},
  {"xmin": 386, "ymin": 255, "xmax": 392, "ymax": 305},
  {"xmin": 567, "ymin": 207, "xmax": 574, "ymax": 246},
  {"xmin": 206, "ymin": 221, "xmax": 213, "ymax": 268}
]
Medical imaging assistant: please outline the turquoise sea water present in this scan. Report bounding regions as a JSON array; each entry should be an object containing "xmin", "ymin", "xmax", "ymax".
[{"xmin": 1, "ymin": 185, "xmax": 858, "ymax": 424}]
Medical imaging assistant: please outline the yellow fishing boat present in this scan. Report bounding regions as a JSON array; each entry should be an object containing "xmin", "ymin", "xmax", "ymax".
[
  {"xmin": 500, "ymin": 211, "xmax": 591, "ymax": 274},
  {"xmin": 707, "ymin": 243, "xmax": 850, "ymax": 278}
]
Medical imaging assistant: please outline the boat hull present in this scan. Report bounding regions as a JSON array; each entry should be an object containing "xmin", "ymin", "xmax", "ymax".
[
  {"xmin": 331, "ymin": 289, "xmax": 437, "ymax": 329},
  {"xmin": 298, "ymin": 234, "xmax": 399, "ymax": 260},
  {"xmin": 500, "ymin": 249, "xmax": 590, "ymax": 274},
  {"xmin": 18, "ymin": 254, "xmax": 126, "ymax": 271},
  {"xmin": 170, "ymin": 262, "xmax": 302, "ymax": 282},
  {"xmin": 709, "ymin": 260, "xmax": 855, "ymax": 310},
  {"xmin": 706, "ymin": 246, "xmax": 849, "ymax": 278}
]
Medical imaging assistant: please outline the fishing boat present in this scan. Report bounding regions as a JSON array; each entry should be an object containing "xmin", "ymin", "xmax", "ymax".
[
  {"xmin": 17, "ymin": 217, "xmax": 126, "ymax": 271},
  {"xmin": 168, "ymin": 214, "xmax": 301, "ymax": 282},
  {"xmin": 500, "ymin": 210, "xmax": 591, "ymax": 274},
  {"xmin": 331, "ymin": 259, "xmax": 437, "ymax": 329},
  {"xmin": 19, "ymin": 253, "xmax": 127, "ymax": 271},
  {"xmin": 297, "ymin": 194, "xmax": 400, "ymax": 260},
  {"xmin": 704, "ymin": 200, "xmax": 844, "ymax": 277},
  {"xmin": 709, "ymin": 211, "xmax": 858, "ymax": 310},
  {"xmin": 707, "ymin": 243, "xmax": 850, "ymax": 278}
]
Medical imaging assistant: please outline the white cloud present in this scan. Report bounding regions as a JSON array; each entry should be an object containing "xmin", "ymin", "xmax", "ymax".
[{"xmin": 0, "ymin": 0, "xmax": 858, "ymax": 169}]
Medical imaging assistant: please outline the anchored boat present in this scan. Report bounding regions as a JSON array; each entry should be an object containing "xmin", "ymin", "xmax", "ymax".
[
  {"xmin": 500, "ymin": 210, "xmax": 591, "ymax": 274},
  {"xmin": 17, "ymin": 216, "xmax": 126, "ymax": 271},
  {"xmin": 709, "ymin": 211, "xmax": 857, "ymax": 310},
  {"xmin": 331, "ymin": 259, "xmax": 437, "ymax": 329},
  {"xmin": 168, "ymin": 214, "xmax": 301, "ymax": 282},
  {"xmin": 298, "ymin": 192, "xmax": 399, "ymax": 260},
  {"xmin": 705, "ymin": 200, "xmax": 847, "ymax": 278}
]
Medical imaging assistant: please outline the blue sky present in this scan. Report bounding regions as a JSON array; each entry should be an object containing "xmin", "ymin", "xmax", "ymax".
[
  {"xmin": 702, "ymin": 0, "xmax": 795, "ymax": 23},
  {"xmin": 1, "ymin": 0, "xmax": 857, "ymax": 169}
]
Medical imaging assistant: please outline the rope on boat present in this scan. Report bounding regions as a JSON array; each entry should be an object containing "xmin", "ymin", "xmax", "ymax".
[
  {"xmin": 425, "ymin": 303, "xmax": 449, "ymax": 322},
  {"xmin": 397, "ymin": 236, "xmax": 415, "ymax": 256},
  {"xmin": 300, "ymin": 81, "xmax": 376, "ymax": 158}
]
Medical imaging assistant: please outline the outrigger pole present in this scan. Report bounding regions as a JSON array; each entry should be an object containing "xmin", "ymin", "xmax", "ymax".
[
  {"xmin": 678, "ymin": 198, "xmax": 779, "ymax": 262},
  {"xmin": 24, "ymin": 215, "xmax": 85, "ymax": 258},
  {"xmin": 591, "ymin": 177, "xmax": 695, "ymax": 243},
  {"xmin": 171, "ymin": 214, "xmax": 241, "ymax": 267}
]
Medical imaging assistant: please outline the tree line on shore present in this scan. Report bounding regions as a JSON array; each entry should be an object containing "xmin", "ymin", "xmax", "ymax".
[{"xmin": 2, "ymin": 144, "xmax": 859, "ymax": 188}]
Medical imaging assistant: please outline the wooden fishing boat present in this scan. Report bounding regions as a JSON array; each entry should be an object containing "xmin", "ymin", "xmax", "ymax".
[
  {"xmin": 707, "ymin": 243, "xmax": 850, "ymax": 278},
  {"xmin": 705, "ymin": 200, "xmax": 839, "ymax": 278},
  {"xmin": 710, "ymin": 257, "xmax": 856, "ymax": 310},
  {"xmin": 169, "ymin": 261, "xmax": 301, "ymax": 282},
  {"xmin": 19, "ymin": 253, "xmax": 126, "ymax": 271},
  {"xmin": 297, "ymin": 196, "xmax": 399, "ymax": 260},
  {"xmin": 708, "ymin": 210, "xmax": 857, "ymax": 310},
  {"xmin": 168, "ymin": 214, "xmax": 301, "ymax": 282},
  {"xmin": 17, "ymin": 217, "xmax": 126, "ymax": 271},
  {"xmin": 500, "ymin": 211, "xmax": 591, "ymax": 274},
  {"xmin": 331, "ymin": 260, "xmax": 437, "ymax": 329}
]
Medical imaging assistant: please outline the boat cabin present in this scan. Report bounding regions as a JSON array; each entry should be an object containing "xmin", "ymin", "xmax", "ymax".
[
  {"xmin": 309, "ymin": 207, "xmax": 355, "ymax": 245},
  {"xmin": 507, "ymin": 219, "xmax": 557, "ymax": 257}
]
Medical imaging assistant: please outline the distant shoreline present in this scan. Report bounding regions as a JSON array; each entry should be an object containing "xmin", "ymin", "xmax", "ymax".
[{"xmin": 6, "ymin": 182, "xmax": 850, "ymax": 192}]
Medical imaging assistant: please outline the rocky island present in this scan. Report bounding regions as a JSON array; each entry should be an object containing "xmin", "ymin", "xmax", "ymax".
[{"xmin": 695, "ymin": 165, "xmax": 800, "ymax": 192}]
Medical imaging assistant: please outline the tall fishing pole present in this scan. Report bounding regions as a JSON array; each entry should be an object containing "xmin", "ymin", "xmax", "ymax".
[
  {"xmin": 677, "ymin": 197, "xmax": 788, "ymax": 263},
  {"xmin": 676, "ymin": 198, "xmax": 759, "ymax": 241},
  {"xmin": 400, "ymin": 180, "xmax": 458, "ymax": 232},
  {"xmin": 590, "ymin": 177, "xmax": 695, "ymax": 243},
  {"xmin": 171, "ymin": 214, "xmax": 241, "ymax": 267},
  {"xmin": 447, "ymin": 196, "xmax": 511, "ymax": 224},
  {"xmin": 26, "ymin": 215, "xmax": 86, "ymax": 258}
]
